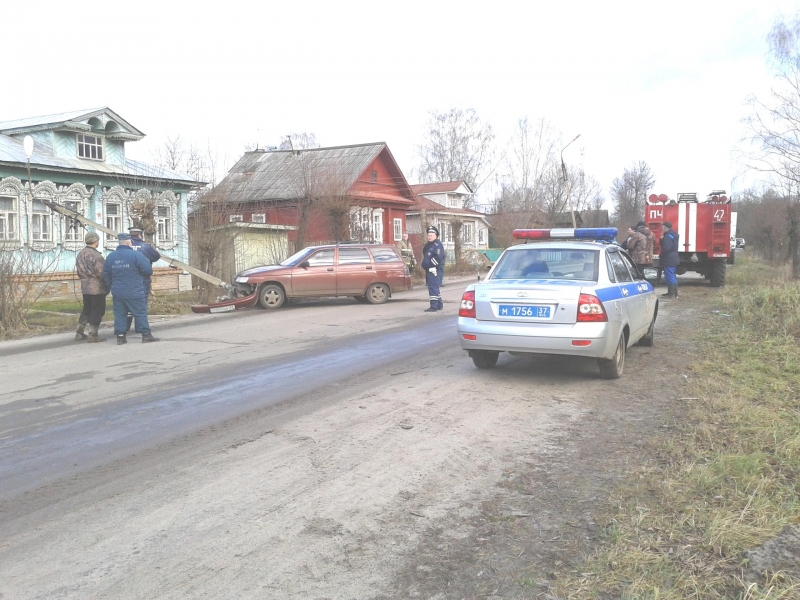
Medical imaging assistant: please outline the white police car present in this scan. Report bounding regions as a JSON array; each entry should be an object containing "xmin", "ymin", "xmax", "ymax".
[{"xmin": 457, "ymin": 228, "xmax": 658, "ymax": 379}]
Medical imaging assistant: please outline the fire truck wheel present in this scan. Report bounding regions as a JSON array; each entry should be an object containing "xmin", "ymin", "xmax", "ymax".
[
  {"xmin": 598, "ymin": 333, "xmax": 626, "ymax": 379},
  {"xmin": 709, "ymin": 260, "xmax": 727, "ymax": 287},
  {"xmin": 258, "ymin": 284, "xmax": 286, "ymax": 309}
]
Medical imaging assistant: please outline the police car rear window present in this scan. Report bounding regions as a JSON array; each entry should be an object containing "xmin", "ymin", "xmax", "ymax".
[
  {"xmin": 369, "ymin": 247, "xmax": 402, "ymax": 263},
  {"xmin": 491, "ymin": 248, "xmax": 599, "ymax": 280}
]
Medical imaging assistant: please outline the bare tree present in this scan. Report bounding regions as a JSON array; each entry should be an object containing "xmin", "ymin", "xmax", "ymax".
[
  {"xmin": 610, "ymin": 161, "xmax": 655, "ymax": 227},
  {"xmin": 500, "ymin": 117, "xmax": 561, "ymax": 212},
  {"xmin": 416, "ymin": 108, "xmax": 496, "ymax": 206},
  {"xmin": 743, "ymin": 14, "xmax": 800, "ymax": 278},
  {"xmin": 279, "ymin": 133, "xmax": 320, "ymax": 151}
]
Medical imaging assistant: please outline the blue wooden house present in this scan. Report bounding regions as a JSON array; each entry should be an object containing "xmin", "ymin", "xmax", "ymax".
[{"xmin": 0, "ymin": 108, "xmax": 201, "ymax": 294}]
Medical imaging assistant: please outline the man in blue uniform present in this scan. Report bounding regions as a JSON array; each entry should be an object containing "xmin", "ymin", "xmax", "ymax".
[
  {"xmin": 660, "ymin": 221, "xmax": 680, "ymax": 299},
  {"xmin": 126, "ymin": 226, "xmax": 161, "ymax": 332},
  {"xmin": 421, "ymin": 225, "xmax": 445, "ymax": 312},
  {"xmin": 103, "ymin": 233, "xmax": 159, "ymax": 344}
]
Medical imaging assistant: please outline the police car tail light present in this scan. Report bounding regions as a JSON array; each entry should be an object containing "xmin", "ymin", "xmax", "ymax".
[
  {"xmin": 459, "ymin": 290, "xmax": 476, "ymax": 318},
  {"xmin": 513, "ymin": 227, "xmax": 618, "ymax": 241},
  {"xmin": 577, "ymin": 293, "xmax": 607, "ymax": 322}
]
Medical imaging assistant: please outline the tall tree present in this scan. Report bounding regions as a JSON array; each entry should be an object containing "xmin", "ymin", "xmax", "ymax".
[
  {"xmin": 416, "ymin": 107, "xmax": 496, "ymax": 206},
  {"xmin": 500, "ymin": 117, "xmax": 560, "ymax": 212},
  {"xmin": 610, "ymin": 161, "xmax": 655, "ymax": 227},
  {"xmin": 743, "ymin": 14, "xmax": 800, "ymax": 278}
]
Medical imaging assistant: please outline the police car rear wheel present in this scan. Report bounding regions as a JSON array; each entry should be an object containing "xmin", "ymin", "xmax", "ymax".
[
  {"xmin": 471, "ymin": 350, "xmax": 499, "ymax": 369},
  {"xmin": 598, "ymin": 333, "xmax": 625, "ymax": 379}
]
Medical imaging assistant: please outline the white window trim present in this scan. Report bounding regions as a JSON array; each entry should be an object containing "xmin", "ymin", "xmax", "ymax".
[
  {"xmin": 229, "ymin": 214, "xmax": 244, "ymax": 223},
  {"xmin": 77, "ymin": 133, "xmax": 104, "ymax": 161},
  {"xmin": 0, "ymin": 195, "xmax": 19, "ymax": 241},
  {"xmin": 393, "ymin": 218, "xmax": 402, "ymax": 241},
  {"xmin": 62, "ymin": 200, "xmax": 83, "ymax": 242},
  {"xmin": 157, "ymin": 205, "xmax": 174, "ymax": 243},
  {"xmin": 251, "ymin": 213, "xmax": 266, "ymax": 224}
]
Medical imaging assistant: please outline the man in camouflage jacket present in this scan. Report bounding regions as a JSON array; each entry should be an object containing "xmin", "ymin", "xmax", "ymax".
[{"xmin": 75, "ymin": 231, "xmax": 108, "ymax": 342}]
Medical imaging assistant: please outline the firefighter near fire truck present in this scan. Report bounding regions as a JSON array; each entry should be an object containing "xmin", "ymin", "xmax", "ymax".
[{"xmin": 644, "ymin": 191, "xmax": 732, "ymax": 287}]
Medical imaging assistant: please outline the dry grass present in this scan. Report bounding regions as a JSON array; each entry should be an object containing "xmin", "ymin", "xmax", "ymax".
[{"xmin": 550, "ymin": 257, "xmax": 800, "ymax": 599}]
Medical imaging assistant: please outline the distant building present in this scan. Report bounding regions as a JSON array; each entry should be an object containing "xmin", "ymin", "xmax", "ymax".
[
  {"xmin": 407, "ymin": 181, "xmax": 490, "ymax": 261},
  {"xmin": 0, "ymin": 107, "xmax": 201, "ymax": 294}
]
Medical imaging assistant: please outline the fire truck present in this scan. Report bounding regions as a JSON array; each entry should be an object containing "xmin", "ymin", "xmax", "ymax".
[{"xmin": 644, "ymin": 190, "xmax": 732, "ymax": 287}]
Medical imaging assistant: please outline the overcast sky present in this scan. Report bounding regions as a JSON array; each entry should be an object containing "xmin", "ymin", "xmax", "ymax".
[{"xmin": 6, "ymin": 0, "xmax": 798, "ymax": 209}]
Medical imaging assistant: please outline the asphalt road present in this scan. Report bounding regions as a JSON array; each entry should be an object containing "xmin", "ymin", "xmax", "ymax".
[{"xmin": 0, "ymin": 275, "xmax": 687, "ymax": 599}]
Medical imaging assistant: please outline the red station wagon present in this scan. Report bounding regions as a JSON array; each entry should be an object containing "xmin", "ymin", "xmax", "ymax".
[{"xmin": 233, "ymin": 243, "xmax": 412, "ymax": 308}]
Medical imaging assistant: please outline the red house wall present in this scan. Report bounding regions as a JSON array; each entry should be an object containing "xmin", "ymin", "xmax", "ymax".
[{"xmin": 221, "ymin": 148, "xmax": 413, "ymax": 247}]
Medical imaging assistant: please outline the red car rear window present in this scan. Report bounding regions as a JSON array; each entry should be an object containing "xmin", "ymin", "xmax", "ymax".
[{"xmin": 369, "ymin": 247, "xmax": 402, "ymax": 263}]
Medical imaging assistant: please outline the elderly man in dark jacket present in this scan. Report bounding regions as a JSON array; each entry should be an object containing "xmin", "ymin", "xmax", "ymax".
[
  {"xmin": 103, "ymin": 233, "xmax": 159, "ymax": 344},
  {"xmin": 660, "ymin": 221, "xmax": 680, "ymax": 299},
  {"xmin": 75, "ymin": 231, "xmax": 107, "ymax": 343}
]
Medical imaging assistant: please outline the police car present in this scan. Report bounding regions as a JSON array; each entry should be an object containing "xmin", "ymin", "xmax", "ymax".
[{"xmin": 457, "ymin": 228, "xmax": 658, "ymax": 379}]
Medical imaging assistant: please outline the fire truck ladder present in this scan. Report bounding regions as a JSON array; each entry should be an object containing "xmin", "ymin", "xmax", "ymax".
[{"xmin": 42, "ymin": 199, "xmax": 234, "ymax": 292}]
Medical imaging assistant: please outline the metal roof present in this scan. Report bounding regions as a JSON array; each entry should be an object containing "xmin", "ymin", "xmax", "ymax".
[
  {"xmin": 218, "ymin": 143, "xmax": 390, "ymax": 202},
  {"xmin": 0, "ymin": 107, "xmax": 144, "ymax": 138},
  {"xmin": 0, "ymin": 133, "xmax": 199, "ymax": 184},
  {"xmin": 410, "ymin": 181, "xmax": 474, "ymax": 195}
]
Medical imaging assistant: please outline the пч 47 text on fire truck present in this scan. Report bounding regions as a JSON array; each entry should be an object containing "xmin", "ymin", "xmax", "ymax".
[{"xmin": 644, "ymin": 190, "xmax": 732, "ymax": 287}]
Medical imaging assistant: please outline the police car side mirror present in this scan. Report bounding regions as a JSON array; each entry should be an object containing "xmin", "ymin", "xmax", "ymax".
[{"xmin": 642, "ymin": 268, "xmax": 658, "ymax": 281}]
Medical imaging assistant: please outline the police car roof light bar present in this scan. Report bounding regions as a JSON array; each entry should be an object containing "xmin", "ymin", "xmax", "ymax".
[{"xmin": 512, "ymin": 227, "xmax": 618, "ymax": 241}]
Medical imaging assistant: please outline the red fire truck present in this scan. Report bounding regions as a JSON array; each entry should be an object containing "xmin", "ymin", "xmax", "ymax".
[{"xmin": 644, "ymin": 190, "xmax": 732, "ymax": 287}]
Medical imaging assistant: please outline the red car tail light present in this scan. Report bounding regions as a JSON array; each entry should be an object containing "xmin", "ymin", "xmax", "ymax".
[
  {"xmin": 577, "ymin": 293, "xmax": 607, "ymax": 322},
  {"xmin": 459, "ymin": 290, "xmax": 476, "ymax": 318}
]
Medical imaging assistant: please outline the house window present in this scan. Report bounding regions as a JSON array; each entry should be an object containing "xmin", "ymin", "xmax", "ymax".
[
  {"xmin": 157, "ymin": 205, "xmax": 173, "ymax": 242},
  {"xmin": 229, "ymin": 214, "xmax": 243, "ymax": 223},
  {"xmin": 393, "ymin": 218, "xmax": 402, "ymax": 241},
  {"xmin": 106, "ymin": 202, "xmax": 122, "ymax": 233},
  {"xmin": 31, "ymin": 200, "xmax": 52, "ymax": 241},
  {"xmin": 370, "ymin": 170, "xmax": 378, "ymax": 184},
  {"xmin": 251, "ymin": 214, "xmax": 266, "ymax": 224},
  {"xmin": 461, "ymin": 222, "xmax": 474, "ymax": 244},
  {"xmin": 478, "ymin": 228, "xmax": 486, "ymax": 244},
  {"xmin": 63, "ymin": 201, "xmax": 81, "ymax": 242},
  {"xmin": 373, "ymin": 213, "xmax": 383, "ymax": 243},
  {"xmin": 448, "ymin": 194, "xmax": 461, "ymax": 208},
  {"xmin": 442, "ymin": 222, "xmax": 453, "ymax": 244},
  {"xmin": 0, "ymin": 196, "xmax": 17, "ymax": 240},
  {"xmin": 77, "ymin": 134, "xmax": 104, "ymax": 160}
]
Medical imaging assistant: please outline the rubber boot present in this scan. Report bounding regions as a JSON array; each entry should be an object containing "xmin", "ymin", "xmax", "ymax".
[
  {"xmin": 75, "ymin": 321, "xmax": 88, "ymax": 341},
  {"xmin": 662, "ymin": 284, "xmax": 676, "ymax": 299},
  {"xmin": 424, "ymin": 303, "xmax": 438, "ymax": 313},
  {"xmin": 87, "ymin": 323, "xmax": 105, "ymax": 343},
  {"xmin": 437, "ymin": 300, "xmax": 444, "ymax": 310},
  {"xmin": 141, "ymin": 332, "xmax": 159, "ymax": 343},
  {"xmin": 116, "ymin": 334, "xmax": 127, "ymax": 345},
  {"xmin": 672, "ymin": 283, "xmax": 680, "ymax": 299}
]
